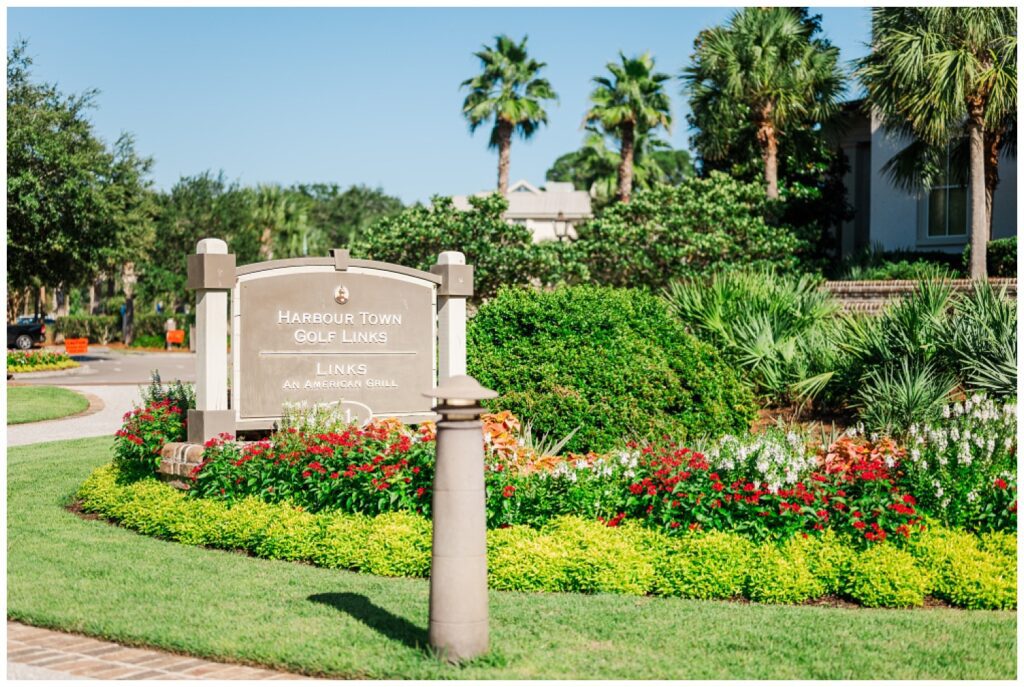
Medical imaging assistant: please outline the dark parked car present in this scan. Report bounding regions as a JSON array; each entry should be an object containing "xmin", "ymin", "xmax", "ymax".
[{"xmin": 7, "ymin": 319, "xmax": 47, "ymax": 350}]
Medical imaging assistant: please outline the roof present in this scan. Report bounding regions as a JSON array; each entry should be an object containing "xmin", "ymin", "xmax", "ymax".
[{"xmin": 451, "ymin": 179, "xmax": 592, "ymax": 219}]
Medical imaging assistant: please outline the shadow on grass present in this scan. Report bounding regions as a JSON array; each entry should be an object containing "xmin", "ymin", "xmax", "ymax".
[{"xmin": 309, "ymin": 592, "xmax": 428, "ymax": 651}]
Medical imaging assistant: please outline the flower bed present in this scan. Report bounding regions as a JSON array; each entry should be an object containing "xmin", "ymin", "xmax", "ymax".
[
  {"xmin": 6, "ymin": 350, "xmax": 79, "ymax": 373},
  {"xmin": 76, "ymin": 462, "xmax": 1016, "ymax": 609}
]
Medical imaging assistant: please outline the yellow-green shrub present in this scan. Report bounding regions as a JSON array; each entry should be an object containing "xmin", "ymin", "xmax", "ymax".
[
  {"xmin": 487, "ymin": 526, "xmax": 570, "ymax": 592},
  {"xmin": 253, "ymin": 506, "xmax": 321, "ymax": 561},
  {"xmin": 313, "ymin": 514, "xmax": 374, "ymax": 570},
  {"xmin": 844, "ymin": 544, "xmax": 929, "ymax": 608},
  {"xmin": 653, "ymin": 530, "xmax": 752, "ymax": 599},
  {"xmin": 541, "ymin": 516, "xmax": 656, "ymax": 595},
  {"xmin": 910, "ymin": 526, "xmax": 1016, "ymax": 610},
  {"xmin": 745, "ymin": 539, "xmax": 822, "ymax": 604},
  {"xmin": 364, "ymin": 512, "xmax": 431, "ymax": 577}
]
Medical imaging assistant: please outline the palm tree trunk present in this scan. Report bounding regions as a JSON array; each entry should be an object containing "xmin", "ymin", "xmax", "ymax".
[
  {"xmin": 497, "ymin": 120, "xmax": 513, "ymax": 196},
  {"xmin": 756, "ymin": 104, "xmax": 780, "ymax": 200},
  {"xmin": 259, "ymin": 227, "xmax": 273, "ymax": 262},
  {"xmin": 984, "ymin": 130, "xmax": 1001, "ymax": 240},
  {"xmin": 618, "ymin": 123, "xmax": 635, "ymax": 203},
  {"xmin": 967, "ymin": 106, "xmax": 987, "ymax": 280}
]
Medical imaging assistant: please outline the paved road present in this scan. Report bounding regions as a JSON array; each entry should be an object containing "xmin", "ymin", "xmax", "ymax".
[
  {"xmin": 11, "ymin": 346, "xmax": 208, "ymax": 386},
  {"xmin": 6, "ymin": 385, "xmax": 144, "ymax": 447}
]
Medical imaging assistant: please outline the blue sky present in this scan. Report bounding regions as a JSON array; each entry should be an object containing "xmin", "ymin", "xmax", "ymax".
[{"xmin": 8, "ymin": 7, "xmax": 871, "ymax": 204}]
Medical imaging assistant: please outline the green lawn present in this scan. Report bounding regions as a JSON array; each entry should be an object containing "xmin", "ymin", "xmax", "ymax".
[
  {"xmin": 7, "ymin": 386, "xmax": 89, "ymax": 425},
  {"xmin": 7, "ymin": 437, "xmax": 1017, "ymax": 679}
]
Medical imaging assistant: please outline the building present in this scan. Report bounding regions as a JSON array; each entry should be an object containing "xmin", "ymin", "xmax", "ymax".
[
  {"xmin": 452, "ymin": 180, "xmax": 593, "ymax": 243},
  {"xmin": 836, "ymin": 102, "xmax": 1017, "ymax": 258}
]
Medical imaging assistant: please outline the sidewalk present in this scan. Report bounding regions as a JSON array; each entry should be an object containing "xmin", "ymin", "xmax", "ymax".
[
  {"xmin": 6, "ymin": 385, "xmax": 142, "ymax": 447},
  {"xmin": 7, "ymin": 621, "xmax": 309, "ymax": 680}
]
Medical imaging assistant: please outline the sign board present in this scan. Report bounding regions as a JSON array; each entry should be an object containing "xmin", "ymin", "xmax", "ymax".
[
  {"xmin": 231, "ymin": 258, "xmax": 440, "ymax": 431},
  {"xmin": 166, "ymin": 329, "xmax": 185, "ymax": 345},
  {"xmin": 64, "ymin": 338, "xmax": 88, "ymax": 355}
]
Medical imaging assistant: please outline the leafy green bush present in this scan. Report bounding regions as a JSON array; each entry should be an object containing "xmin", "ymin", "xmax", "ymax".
[
  {"xmin": 566, "ymin": 172, "xmax": 811, "ymax": 291},
  {"xmin": 653, "ymin": 531, "xmax": 752, "ymax": 599},
  {"xmin": 853, "ymin": 360, "xmax": 956, "ymax": 435},
  {"xmin": 843, "ymin": 544, "xmax": 929, "ymax": 608},
  {"xmin": 963, "ymin": 237, "xmax": 1017, "ymax": 278},
  {"xmin": 55, "ymin": 315, "xmax": 120, "ymax": 344},
  {"xmin": 663, "ymin": 269, "xmax": 842, "ymax": 407},
  {"xmin": 468, "ymin": 285, "xmax": 757, "ymax": 453},
  {"xmin": 910, "ymin": 526, "xmax": 1016, "ymax": 610},
  {"xmin": 130, "ymin": 334, "xmax": 165, "ymax": 348},
  {"xmin": 940, "ymin": 280, "xmax": 1017, "ymax": 398},
  {"xmin": 78, "ymin": 463, "xmax": 1014, "ymax": 608},
  {"xmin": 353, "ymin": 194, "xmax": 541, "ymax": 301}
]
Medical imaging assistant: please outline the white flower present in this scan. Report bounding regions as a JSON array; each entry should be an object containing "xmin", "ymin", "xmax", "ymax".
[{"xmin": 966, "ymin": 490, "xmax": 978, "ymax": 503}]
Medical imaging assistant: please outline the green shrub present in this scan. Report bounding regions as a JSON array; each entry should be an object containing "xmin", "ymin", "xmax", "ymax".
[
  {"xmin": 567, "ymin": 173, "xmax": 811, "ymax": 291},
  {"xmin": 541, "ymin": 517, "xmax": 656, "ymax": 595},
  {"xmin": 353, "ymin": 194, "xmax": 542, "ymax": 302},
  {"xmin": 799, "ymin": 531, "xmax": 855, "ymax": 596},
  {"xmin": 468, "ymin": 285, "xmax": 757, "ymax": 453},
  {"xmin": 364, "ymin": 512, "xmax": 432, "ymax": 578},
  {"xmin": 487, "ymin": 525, "xmax": 570, "ymax": 592},
  {"xmin": 963, "ymin": 237, "xmax": 1017, "ymax": 278},
  {"xmin": 745, "ymin": 539, "xmax": 823, "ymax": 604},
  {"xmin": 130, "ymin": 334, "xmax": 166, "ymax": 348},
  {"xmin": 844, "ymin": 543, "xmax": 929, "ymax": 608},
  {"xmin": 313, "ymin": 514, "xmax": 374, "ymax": 570},
  {"xmin": 55, "ymin": 314, "xmax": 120, "ymax": 343},
  {"xmin": 663, "ymin": 269, "xmax": 842, "ymax": 407},
  {"xmin": 653, "ymin": 530, "xmax": 752, "ymax": 599},
  {"xmin": 910, "ymin": 526, "xmax": 1016, "ymax": 610}
]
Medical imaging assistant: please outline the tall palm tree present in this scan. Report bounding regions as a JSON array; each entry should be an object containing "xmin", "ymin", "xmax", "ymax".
[
  {"xmin": 858, "ymin": 7, "xmax": 1017, "ymax": 278},
  {"xmin": 461, "ymin": 35, "xmax": 557, "ymax": 197},
  {"xmin": 683, "ymin": 7, "xmax": 844, "ymax": 200},
  {"xmin": 585, "ymin": 52, "xmax": 672, "ymax": 203},
  {"xmin": 578, "ymin": 128, "xmax": 674, "ymax": 204}
]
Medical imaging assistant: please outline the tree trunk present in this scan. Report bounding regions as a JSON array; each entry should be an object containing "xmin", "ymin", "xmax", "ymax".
[
  {"xmin": 984, "ymin": 130, "xmax": 1001, "ymax": 240},
  {"xmin": 617, "ymin": 122, "xmax": 635, "ymax": 203},
  {"xmin": 121, "ymin": 262, "xmax": 137, "ymax": 345},
  {"xmin": 967, "ymin": 107, "xmax": 988, "ymax": 280},
  {"xmin": 496, "ymin": 119, "xmax": 513, "ymax": 197},
  {"xmin": 755, "ymin": 104, "xmax": 780, "ymax": 200},
  {"xmin": 259, "ymin": 227, "xmax": 273, "ymax": 261},
  {"xmin": 88, "ymin": 281, "xmax": 97, "ymax": 315}
]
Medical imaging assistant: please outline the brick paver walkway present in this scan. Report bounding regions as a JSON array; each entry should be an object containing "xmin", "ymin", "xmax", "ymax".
[{"xmin": 7, "ymin": 621, "xmax": 311, "ymax": 679}]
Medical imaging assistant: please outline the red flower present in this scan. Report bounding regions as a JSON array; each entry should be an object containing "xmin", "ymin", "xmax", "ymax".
[
  {"xmin": 995, "ymin": 478, "xmax": 1008, "ymax": 490},
  {"xmin": 502, "ymin": 485, "xmax": 516, "ymax": 498},
  {"xmin": 330, "ymin": 472, "xmax": 339, "ymax": 479},
  {"xmin": 902, "ymin": 494, "xmax": 917, "ymax": 505},
  {"xmin": 852, "ymin": 520, "xmax": 866, "ymax": 529},
  {"xmin": 416, "ymin": 487, "xmax": 426, "ymax": 498},
  {"xmin": 629, "ymin": 483, "xmax": 644, "ymax": 495},
  {"xmin": 711, "ymin": 482, "xmax": 724, "ymax": 492}
]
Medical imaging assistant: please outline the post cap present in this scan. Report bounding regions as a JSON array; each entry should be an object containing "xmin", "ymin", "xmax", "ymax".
[{"xmin": 424, "ymin": 375, "xmax": 497, "ymax": 402}]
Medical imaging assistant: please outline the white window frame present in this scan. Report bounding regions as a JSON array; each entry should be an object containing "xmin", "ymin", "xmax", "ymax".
[{"xmin": 916, "ymin": 147, "xmax": 970, "ymax": 247}]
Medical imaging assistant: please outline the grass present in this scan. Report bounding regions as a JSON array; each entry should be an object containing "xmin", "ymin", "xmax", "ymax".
[
  {"xmin": 7, "ymin": 437, "xmax": 1018, "ymax": 679},
  {"xmin": 7, "ymin": 386, "xmax": 90, "ymax": 424}
]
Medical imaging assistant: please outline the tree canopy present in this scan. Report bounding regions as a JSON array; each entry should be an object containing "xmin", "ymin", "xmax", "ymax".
[
  {"xmin": 7, "ymin": 41, "xmax": 154, "ymax": 313},
  {"xmin": 461, "ymin": 35, "xmax": 557, "ymax": 196}
]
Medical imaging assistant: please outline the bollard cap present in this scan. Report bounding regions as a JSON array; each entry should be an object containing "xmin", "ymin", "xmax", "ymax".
[{"xmin": 424, "ymin": 375, "xmax": 497, "ymax": 403}]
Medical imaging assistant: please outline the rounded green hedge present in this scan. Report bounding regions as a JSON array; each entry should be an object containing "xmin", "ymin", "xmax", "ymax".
[
  {"xmin": 467, "ymin": 285, "xmax": 758, "ymax": 453},
  {"xmin": 76, "ymin": 465, "xmax": 1016, "ymax": 610}
]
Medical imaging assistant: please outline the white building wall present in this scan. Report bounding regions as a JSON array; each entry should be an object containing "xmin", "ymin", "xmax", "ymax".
[
  {"xmin": 870, "ymin": 109, "xmax": 1018, "ymax": 252},
  {"xmin": 869, "ymin": 110, "xmax": 922, "ymax": 252}
]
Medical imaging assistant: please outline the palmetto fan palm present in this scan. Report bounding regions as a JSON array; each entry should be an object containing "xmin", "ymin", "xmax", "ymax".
[
  {"xmin": 578, "ymin": 128, "xmax": 672, "ymax": 204},
  {"xmin": 857, "ymin": 7, "xmax": 1017, "ymax": 279},
  {"xmin": 585, "ymin": 52, "xmax": 672, "ymax": 203},
  {"xmin": 461, "ymin": 35, "xmax": 557, "ymax": 197},
  {"xmin": 683, "ymin": 7, "xmax": 844, "ymax": 200}
]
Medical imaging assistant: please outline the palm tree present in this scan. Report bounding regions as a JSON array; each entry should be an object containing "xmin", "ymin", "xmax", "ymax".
[
  {"xmin": 461, "ymin": 35, "xmax": 557, "ymax": 197},
  {"xmin": 578, "ymin": 128, "xmax": 674, "ymax": 204},
  {"xmin": 585, "ymin": 52, "xmax": 672, "ymax": 203},
  {"xmin": 683, "ymin": 8, "xmax": 844, "ymax": 200},
  {"xmin": 858, "ymin": 7, "xmax": 1017, "ymax": 278}
]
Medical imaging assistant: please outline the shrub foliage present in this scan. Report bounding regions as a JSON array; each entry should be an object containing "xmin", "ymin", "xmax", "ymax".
[{"xmin": 467, "ymin": 285, "xmax": 757, "ymax": 453}]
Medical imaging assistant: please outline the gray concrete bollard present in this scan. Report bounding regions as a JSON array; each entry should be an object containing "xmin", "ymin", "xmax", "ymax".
[{"xmin": 423, "ymin": 375, "xmax": 497, "ymax": 663}]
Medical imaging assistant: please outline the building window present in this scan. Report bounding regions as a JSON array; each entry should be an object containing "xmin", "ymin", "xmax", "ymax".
[{"xmin": 926, "ymin": 150, "xmax": 967, "ymax": 238}]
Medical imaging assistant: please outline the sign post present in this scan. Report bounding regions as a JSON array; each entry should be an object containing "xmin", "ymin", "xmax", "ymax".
[{"xmin": 187, "ymin": 238, "xmax": 235, "ymax": 443}]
